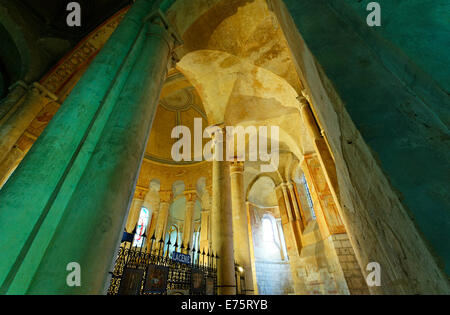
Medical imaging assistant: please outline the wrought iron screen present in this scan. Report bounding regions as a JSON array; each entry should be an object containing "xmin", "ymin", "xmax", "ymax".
[{"xmin": 107, "ymin": 234, "xmax": 218, "ymax": 295}]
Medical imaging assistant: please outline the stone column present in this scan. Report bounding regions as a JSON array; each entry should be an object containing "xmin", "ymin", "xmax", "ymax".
[
  {"xmin": 154, "ymin": 191, "xmax": 172, "ymax": 247},
  {"xmin": 0, "ymin": 83, "xmax": 57, "ymax": 163},
  {"xmin": 287, "ymin": 181, "xmax": 306, "ymax": 232},
  {"xmin": 126, "ymin": 198, "xmax": 144, "ymax": 233},
  {"xmin": 245, "ymin": 202, "xmax": 259, "ymax": 295},
  {"xmin": 0, "ymin": 82, "xmax": 58, "ymax": 187},
  {"xmin": 229, "ymin": 160, "xmax": 255, "ymax": 295},
  {"xmin": 280, "ymin": 183, "xmax": 303, "ymax": 255},
  {"xmin": 199, "ymin": 205, "xmax": 211, "ymax": 253},
  {"xmin": 182, "ymin": 191, "xmax": 196, "ymax": 253},
  {"xmin": 211, "ymin": 128, "xmax": 236, "ymax": 295},
  {"xmin": 275, "ymin": 184, "xmax": 304, "ymax": 294},
  {"xmin": 141, "ymin": 189, "xmax": 160, "ymax": 247},
  {"xmin": 0, "ymin": 1, "xmax": 180, "ymax": 294}
]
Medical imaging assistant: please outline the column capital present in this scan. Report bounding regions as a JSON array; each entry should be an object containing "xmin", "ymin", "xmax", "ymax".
[
  {"xmin": 31, "ymin": 82, "xmax": 58, "ymax": 102},
  {"xmin": 184, "ymin": 190, "xmax": 197, "ymax": 203},
  {"xmin": 296, "ymin": 94, "xmax": 309, "ymax": 108},
  {"xmin": 230, "ymin": 160, "xmax": 244, "ymax": 174},
  {"xmin": 286, "ymin": 181, "xmax": 296, "ymax": 189},
  {"xmin": 303, "ymin": 152, "xmax": 319, "ymax": 160},
  {"xmin": 159, "ymin": 190, "xmax": 172, "ymax": 203},
  {"xmin": 276, "ymin": 182, "xmax": 289, "ymax": 189},
  {"xmin": 143, "ymin": 9, "xmax": 182, "ymax": 50}
]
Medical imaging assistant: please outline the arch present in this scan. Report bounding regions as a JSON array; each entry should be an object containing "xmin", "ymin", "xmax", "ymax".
[
  {"xmin": 177, "ymin": 50, "xmax": 314, "ymax": 158},
  {"xmin": 246, "ymin": 174, "xmax": 279, "ymax": 208},
  {"xmin": 245, "ymin": 172, "xmax": 281, "ymax": 202}
]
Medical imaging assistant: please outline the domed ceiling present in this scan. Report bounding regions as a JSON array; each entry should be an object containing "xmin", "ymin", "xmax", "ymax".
[{"xmin": 144, "ymin": 70, "xmax": 209, "ymax": 165}]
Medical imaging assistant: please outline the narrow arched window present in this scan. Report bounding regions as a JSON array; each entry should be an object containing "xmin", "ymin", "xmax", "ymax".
[
  {"xmin": 262, "ymin": 217, "xmax": 275, "ymax": 243},
  {"xmin": 260, "ymin": 215, "xmax": 282, "ymax": 261},
  {"xmin": 301, "ymin": 174, "xmax": 316, "ymax": 219},
  {"xmin": 133, "ymin": 207, "xmax": 150, "ymax": 247}
]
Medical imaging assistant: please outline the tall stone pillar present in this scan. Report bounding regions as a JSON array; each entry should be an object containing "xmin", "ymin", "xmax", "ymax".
[
  {"xmin": 199, "ymin": 193, "xmax": 211, "ymax": 253},
  {"xmin": 126, "ymin": 198, "xmax": 144, "ymax": 233},
  {"xmin": 0, "ymin": 83, "xmax": 58, "ymax": 187},
  {"xmin": 182, "ymin": 192, "xmax": 196, "ymax": 253},
  {"xmin": 275, "ymin": 184, "xmax": 304, "ymax": 294},
  {"xmin": 154, "ymin": 191, "xmax": 172, "ymax": 247},
  {"xmin": 245, "ymin": 202, "xmax": 259, "ymax": 295},
  {"xmin": 0, "ymin": 0, "xmax": 180, "ymax": 294},
  {"xmin": 280, "ymin": 183, "xmax": 303, "ymax": 255},
  {"xmin": 211, "ymin": 128, "xmax": 236, "ymax": 295},
  {"xmin": 229, "ymin": 160, "xmax": 255, "ymax": 295},
  {"xmin": 286, "ymin": 182, "xmax": 306, "ymax": 232},
  {"xmin": 141, "ymin": 188, "xmax": 160, "ymax": 246}
]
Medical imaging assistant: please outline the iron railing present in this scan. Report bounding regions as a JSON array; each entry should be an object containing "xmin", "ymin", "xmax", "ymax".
[{"xmin": 107, "ymin": 233, "xmax": 218, "ymax": 295}]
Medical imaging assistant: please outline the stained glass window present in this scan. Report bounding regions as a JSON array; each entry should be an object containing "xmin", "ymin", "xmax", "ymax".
[
  {"xmin": 133, "ymin": 207, "xmax": 150, "ymax": 247},
  {"xmin": 301, "ymin": 174, "xmax": 316, "ymax": 219}
]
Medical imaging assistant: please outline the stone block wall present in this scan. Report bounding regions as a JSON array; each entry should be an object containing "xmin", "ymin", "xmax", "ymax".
[
  {"xmin": 255, "ymin": 260, "xmax": 294, "ymax": 295},
  {"xmin": 332, "ymin": 233, "xmax": 369, "ymax": 295}
]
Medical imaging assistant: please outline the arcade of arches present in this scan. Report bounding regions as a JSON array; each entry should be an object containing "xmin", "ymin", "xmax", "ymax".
[{"xmin": 0, "ymin": 0, "xmax": 448, "ymax": 295}]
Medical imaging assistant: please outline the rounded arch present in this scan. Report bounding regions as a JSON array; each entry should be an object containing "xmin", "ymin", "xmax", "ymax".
[
  {"xmin": 246, "ymin": 174, "xmax": 279, "ymax": 208},
  {"xmin": 177, "ymin": 50, "xmax": 314, "ymax": 157},
  {"xmin": 245, "ymin": 172, "xmax": 281, "ymax": 201}
]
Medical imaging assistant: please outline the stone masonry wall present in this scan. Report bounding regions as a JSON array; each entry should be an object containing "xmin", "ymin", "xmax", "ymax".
[{"xmin": 332, "ymin": 233, "xmax": 369, "ymax": 295}]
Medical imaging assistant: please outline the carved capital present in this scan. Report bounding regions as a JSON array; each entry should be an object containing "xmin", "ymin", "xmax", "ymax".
[
  {"xmin": 159, "ymin": 190, "xmax": 172, "ymax": 203},
  {"xmin": 144, "ymin": 9, "xmax": 183, "ymax": 50},
  {"xmin": 230, "ymin": 160, "xmax": 244, "ymax": 175},
  {"xmin": 296, "ymin": 94, "xmax": 309, "ymax": 108},
  {"xmin": 31, "ymin": 82, "xmax": 58, "ymax": 102},
  {"xmin": 184, "ymin": 190, "xmax": 197, "ymax": 203}
]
